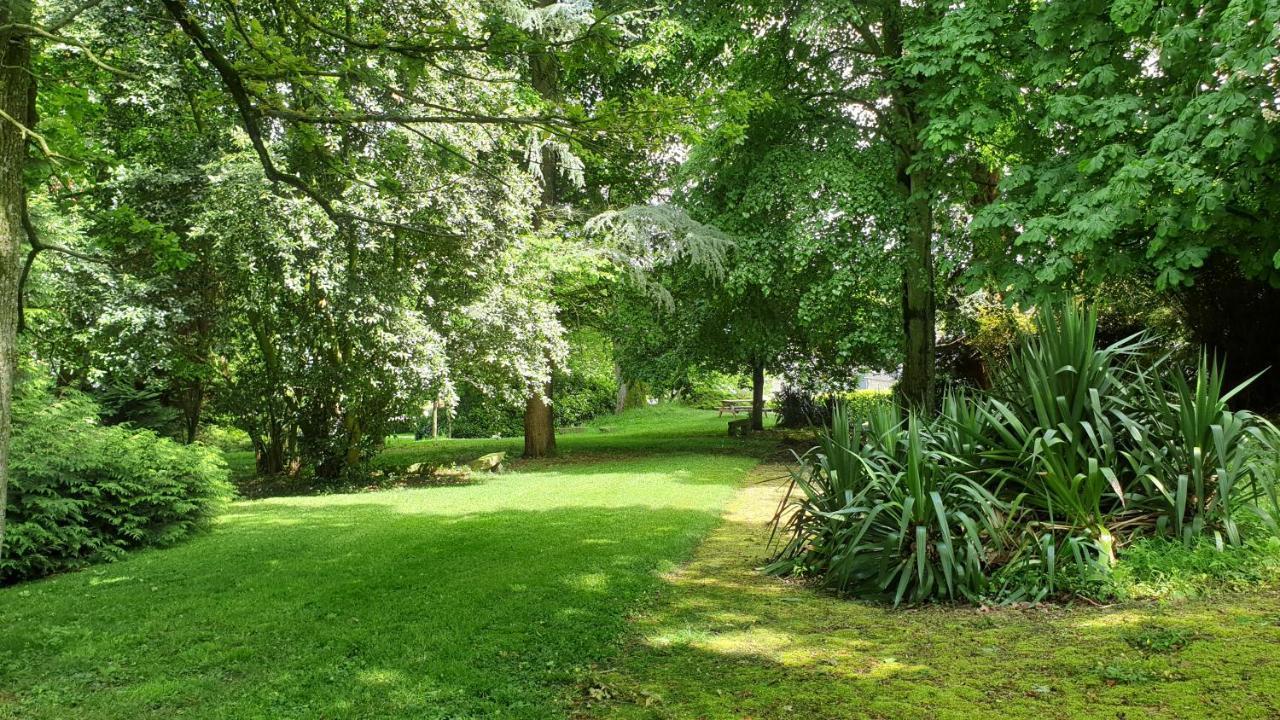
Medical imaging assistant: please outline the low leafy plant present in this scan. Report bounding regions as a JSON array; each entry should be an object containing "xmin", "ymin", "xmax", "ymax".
[
  {"xmin": 1124, "ymin": 626, "xmax": 1193, "ymax": 653},
  {"xmin": 2, "ymin": 375, "xmax": 233, "ymax": 584}
]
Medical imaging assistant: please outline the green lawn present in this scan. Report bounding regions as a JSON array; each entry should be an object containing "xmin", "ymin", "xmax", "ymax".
[
  {"xmin": 585, "ymin": 467, "xmax": 1280, "ymax": 720},
  {"xmin": 223, "ymin": 404, "xmax": 777, "ymax": 488},
  {"xmin": 0, "ymin": 407, "xmax": 763, "ymax": 719},
  {"xmin": 7, "ymin": 407, "xmax": 1280, "ymax": 719}
]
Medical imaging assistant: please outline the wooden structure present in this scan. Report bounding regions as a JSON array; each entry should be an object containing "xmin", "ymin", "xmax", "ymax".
[{"xmin": 718, "ymin": 399, "xmax": 776, "ymax": 417}]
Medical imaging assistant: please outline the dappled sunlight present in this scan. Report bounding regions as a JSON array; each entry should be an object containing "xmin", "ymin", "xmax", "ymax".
[
  {"xmin": 356, "ymin": 669, "xmax": 403, "ymax": 687},
  {"xmin": 87, "ymin": 575, "xmax": 134, "ymax": 587},
  {"xmin": 0, "ymin": 441, "xmax": 762, "ymax": 720},
  {"xmin": 232, "ymin": 456, "xmax": 754, "ymax": 520},
  {"xmin": 589, "ymin": 465, "xmax": 1280, "ymax": 720},
  {"xmin": 565, "ymin": 572, "xmax": 611, "ymax": 593}
]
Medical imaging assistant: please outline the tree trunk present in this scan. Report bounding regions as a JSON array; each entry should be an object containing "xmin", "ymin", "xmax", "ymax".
[
  {"xmin": 613, "ymin": 363, "xmax": 627, "ymax": 413},
  {"xmin": 523, "ymin": 380, "xmax": 556, "ymax": 458},
  {"xmin": 523, "ymin": 30, "xmax": 560, "ymax": 458},
  {"xmin": 181, "ymin": 378, "xmax": 203, "ymax": 443},
  {"xmin": 898, "ymin": 166, "xmax": 936, "ymax": 411},
  {"xmin": 0, "ymin": 3, "xmax": 33, "ymax": 560},
  {"xmin": 750, "ymin": 358, "xmax": 765, "ymax": 431},
  {"xmin": 884, "ymin": 0, "xmax": 936, "ymax": 413}
]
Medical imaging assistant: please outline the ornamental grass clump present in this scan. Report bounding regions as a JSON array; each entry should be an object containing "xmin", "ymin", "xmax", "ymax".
[{"xmin": 769, "ymin": 300, "xmax": 1280, "ymax": 605}]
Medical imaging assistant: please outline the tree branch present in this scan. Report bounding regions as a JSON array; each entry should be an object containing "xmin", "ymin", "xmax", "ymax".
[
  {"xmin": 161, "ymin": 0, "xmax": 345, "ymax": 225},
  {"xmin": 2, "ymin": 23, "xmax": 141, "ymax": 79},
  {"xmin": 46, "ymin": 0, "xmax": 106, "ymax": 32},
  {"xmin": 18, "ymin": 195, "xmax": 108, "ymax": 333},
  {"xmin": 0, "ymin": 107, "xmax": 61, "ymax": 160}
]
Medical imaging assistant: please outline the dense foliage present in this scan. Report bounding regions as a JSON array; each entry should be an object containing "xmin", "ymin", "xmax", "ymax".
[
  {"xmin": 5, "ymin": 0, "xmax": 1279, "ymax": 591},
  {"xmin": 2, "ymin": 375, "xmax": 231, "ymax": 583},
  {"xmin": 769, "ymin": 302, "xmax": 1280, "ymax": 604}
]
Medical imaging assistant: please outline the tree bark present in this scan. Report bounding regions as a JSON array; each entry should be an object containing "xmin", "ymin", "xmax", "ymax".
[
  {"xmin": 0, "ymin": 2, "xmax": 33, "ymax": 560},
  {"xmin": 884, "ymin": 0, "xmax": 936, "ymax": 413},
  {"xmin": 523, "ymin": 380, "xmax": 556, "ymax": 458},
  {"xmin": 898, "ymin": 166, "xmax": 936, "ymax": 411},
  {"xmin": 613, "ymin": 362, "xmax": 627, "ymax": 413},
  {"xmin": 750, "ymin": 358, "xmax": 765, "ymax": 431},
  {"xmin": 522, "ymin": 25, "xmax": 560, "ymax": 458}
]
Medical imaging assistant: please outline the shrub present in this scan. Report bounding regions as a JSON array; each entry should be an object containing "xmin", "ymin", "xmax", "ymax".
[
  {"xmin": 449, "ymin": 386, "xmax": 524, "ymax": 438},
  {"xmin": 684, "ymin": 370, "xmax": 747, "ymax": 410},
  {"xmin": 2, "ymin": 377, "xmax": 232, "ymax": 584},
  {"xmin": 770, "ymin": 300, "xmax": 1280, "ymax": 604},
  {"xmin": 555, "ymin": 372, "xmax": 618, "ymax": 427},
  {"xmin": 774, "ymin": 387, "xmax": 890, "ymax": 429},
  {"xmin": 774, "ymin": 385, "xmax": 829, "ymax": 428}
]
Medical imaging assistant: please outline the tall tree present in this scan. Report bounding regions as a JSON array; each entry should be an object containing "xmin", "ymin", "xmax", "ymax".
[
  {"xmin": 0, "ymin": 0, "xmax": 35, "ymax": 558},
  {"xmin": 906, "ymin": 0, "xmax": 1280, "ymax": 408}
]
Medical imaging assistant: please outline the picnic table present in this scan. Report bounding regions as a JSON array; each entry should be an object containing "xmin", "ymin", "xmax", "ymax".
[{"xmin": 718, "ymin": 399, "xmax": 776, "ymax": 416}]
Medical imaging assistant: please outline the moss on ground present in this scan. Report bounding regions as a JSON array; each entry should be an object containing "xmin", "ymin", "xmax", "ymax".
[{"xmin": 580, "ymin": 466, "xmax": 1280, "ymax": 720}]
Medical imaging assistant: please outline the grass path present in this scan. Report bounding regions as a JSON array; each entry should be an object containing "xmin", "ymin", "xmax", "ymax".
[
  {"xmin": 584, "ymin": 466, "xmax": 1280, "ymax": 720},
  {"xmin": 0, "ymin": 407, "xmax": 766, "ymax": 719}
]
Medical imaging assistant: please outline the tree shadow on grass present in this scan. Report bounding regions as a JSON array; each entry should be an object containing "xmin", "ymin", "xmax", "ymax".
[
  {"xmin": 0, "ymin": 500, "xmax": 736, "ymax": 720},
  {"xmin": 583, "ymin": 480, "xmax": 1280, "ymax": 720}
]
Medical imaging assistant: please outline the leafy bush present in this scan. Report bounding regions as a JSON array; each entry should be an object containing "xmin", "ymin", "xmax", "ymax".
[
  {"xmin": 196, "ymin": 423, "xmax": 253, "ymax": 453},
  {"xmin": 684, "ymin": 370, "xmax": 748, "ymax": 409},
  {"xmin": 2, "ymin": 377, "xmax": 232, "ymax": 584},
  {"xmin": 774, "ymin": 385, "xmax": 829, "ymax": 428},
  {"xmin": 555, "ymin": 372, "xmax": 618, "ymax": 427},
  {"xmin": 843, "ymin": 389, "xmax": 892, "ymax": 419},
  {"xmin": 775, "ymin": 387, "xmax": 890, "ymax": 429},
  {"xmin": 770, "ymin": 301, "xmax": 1280, "ymax": 604},
  {"xmin": 556, "ymin": 329, "xmax": 620, "ymax": 426},
  {"xmin": 449, "ymin": 386, "xmax": 524, "ymax": 438}
]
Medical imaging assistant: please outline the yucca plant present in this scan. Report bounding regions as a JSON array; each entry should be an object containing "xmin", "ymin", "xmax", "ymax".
[
  {"xmin": 1120, "ymin": 353, "xmax": 1274, "ymax": 547},
  {"xmin": 1252, "ymin": 417, "xmax": 1280, "ymax": 538},
  {"xmin": 769, "ymin": 407, "xmax": 1008, "ymax": 605},
  {"xmin": 774, "ymin": 298, "xmax": 1280, "ymax": 605},
  {"xmin": 980, "ymin": 301, "xmax": 1142, "ymax": 564}
]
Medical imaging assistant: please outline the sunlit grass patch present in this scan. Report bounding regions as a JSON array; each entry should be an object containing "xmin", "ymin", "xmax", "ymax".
[
  {"xmin": 0, "ymin": 409, "xmax": 760, "ymax": 720},
  {"xmin": 587, "ymin": 466, "xmax": 1280, "ymax": 720}
]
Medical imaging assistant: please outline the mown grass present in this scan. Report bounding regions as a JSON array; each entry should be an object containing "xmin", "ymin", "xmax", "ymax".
[
  {"xmin": 224, "ymin": 403, "xmax": 778, "ymax": 490},
  {"xmin": 0, "ymin": 408, "xmax": 762, "ymax": 719},
  {"xmin": 8, "ymin": 408, "xmax": 1278, "ymax": 719},
  {"xmin": 583, "ymin": 466, "xmax": 1280, "ymax": 720}
]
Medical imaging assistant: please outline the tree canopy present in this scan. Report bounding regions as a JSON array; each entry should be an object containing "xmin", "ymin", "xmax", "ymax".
[{"xmin": 2, "ymin": 0, "xmax": 1278, "ymax": 558}]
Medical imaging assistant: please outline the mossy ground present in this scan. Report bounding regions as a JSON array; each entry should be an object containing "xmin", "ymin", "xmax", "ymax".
[{"xmin": 582, "ymin": 466, "xmax": 1280, "ymax": 720}]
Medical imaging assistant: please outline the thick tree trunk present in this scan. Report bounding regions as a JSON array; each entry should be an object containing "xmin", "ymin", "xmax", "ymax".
[
  {"xmin": 750, "ymin": 358, "xmax": 765, "ymax": 431},
  {"xmin": 884, "ymin": 0, "xmax": 936, "ymax": 413},
  {"xmin": 523, "ymin": 380, "xmax": 556, "ymax": 458},
  {"xmin": 0, "ymin": 4, "xmax": 33, "ymax": 561},
  {"xmin": 899, "ymin": 167, "xmax": 936, "ymax": 411},
  {"xmin": 523, "ymin": 32, "xmax": 560, "ymax": 458}
]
